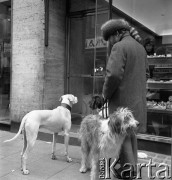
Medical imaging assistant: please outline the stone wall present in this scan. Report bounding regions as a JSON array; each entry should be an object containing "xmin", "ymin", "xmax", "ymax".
[
  {"xmin": 10, "ymin": 0, "xmax": 66, "ymax": 123},
  {"xmin": 11, "ymin": 0, "xmax": 45, "ymax": 122}
]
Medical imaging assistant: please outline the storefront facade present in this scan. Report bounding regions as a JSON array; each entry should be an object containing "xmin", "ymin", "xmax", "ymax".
[
  {"xmin": 0, "ymin": 0, "xmax": 67, "ymax": 128},
  {"xmin": 67, "ymin": 0, "xmax": 171, "ymax": 153},
  {"xmin": 0, "ymin": 0, "xmax": 171, "ymax": 163}
]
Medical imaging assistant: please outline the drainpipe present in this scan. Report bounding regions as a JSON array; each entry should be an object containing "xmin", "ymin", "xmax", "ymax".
[{"xmin": 44, "ymin": 0, "xmax": 49, "ymax": 47}]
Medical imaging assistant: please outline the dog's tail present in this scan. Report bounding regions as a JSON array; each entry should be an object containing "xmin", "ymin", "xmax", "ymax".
[{"xmin": 4, "ymin": 115, "xmax": 27, "ymax": 143}]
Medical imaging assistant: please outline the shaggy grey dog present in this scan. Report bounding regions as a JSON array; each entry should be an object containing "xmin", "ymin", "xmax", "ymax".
[{"xmin": 79, "ymin": 107, "xmax": 138, "ymax": 180}]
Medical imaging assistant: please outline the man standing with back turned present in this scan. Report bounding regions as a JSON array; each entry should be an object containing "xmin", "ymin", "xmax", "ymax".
[{"xmin": 101, "ymin": 19, "xmax": 148, "ymax": 179}]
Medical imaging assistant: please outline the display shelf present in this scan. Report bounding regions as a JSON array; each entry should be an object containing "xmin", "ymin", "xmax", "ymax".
[
  {"xmin": 147, "ymin": 108, "xmax": 172, "ymax": 114},
  {"xmin": 147, "ymin": 57, "xmax": 172, "ymax": 139},
  {"xmin": 147, "ymin": 81, "xmax": 172, "ymax": 90},
  {"xmin": 148, "ymin": 57, "xmax": 172, "ymax": 65}
]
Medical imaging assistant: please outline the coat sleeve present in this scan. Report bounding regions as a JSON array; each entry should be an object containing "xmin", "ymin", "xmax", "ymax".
[{"xmin": 103, "ymin": 44, "xmax": 126, "ymax": 99}]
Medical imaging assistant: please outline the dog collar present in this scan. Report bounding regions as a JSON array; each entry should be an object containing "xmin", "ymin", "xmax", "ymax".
[{"xmin": 61, "ymin": 103, "xmax": 72, "ymax": 112}]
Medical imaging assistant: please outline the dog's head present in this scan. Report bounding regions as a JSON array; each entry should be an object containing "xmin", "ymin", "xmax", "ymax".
[
  {"xmin": 59, "ymin": 94, "xmax": 78, "ymax": 106},
  {"xmin": 89, "ymin": 95, "xmax": 105, "ymax": 110},
  {"xmin": 108, "ymin": 107, "xmax": 139, "ymax": 135}
]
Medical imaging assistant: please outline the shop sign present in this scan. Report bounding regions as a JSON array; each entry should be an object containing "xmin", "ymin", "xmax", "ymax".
[{"xmin": 85, "ymin": 37, "xmax": 107, "ymax": 49}]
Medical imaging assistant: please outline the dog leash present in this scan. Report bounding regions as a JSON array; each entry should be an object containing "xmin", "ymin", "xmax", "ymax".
[{"xmin": 101, "ymin": 100, "xmax": 109, "ymax": 119}]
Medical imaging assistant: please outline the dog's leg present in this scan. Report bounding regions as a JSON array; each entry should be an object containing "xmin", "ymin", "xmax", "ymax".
[
  {"xmin": 80, "ymin": 140, "xmax": 90, "ymax": 173},
  {"xmin": 51, "ymin": 133, "xmax": 58, "ymax": 160},
  {"xmin": 21, "ymin": 129, "xmax": 27, "ymax": 171},
  {"xmin": 21, "ymin": 127, "xmax": 38, "ymax": 175},
  {"xmin": 90, "ymin": 151, "xmax": 99, "ymax": 180},
  {"xmin": 64, "ymin": 130, "xmax": 72, "ymax": 162}
]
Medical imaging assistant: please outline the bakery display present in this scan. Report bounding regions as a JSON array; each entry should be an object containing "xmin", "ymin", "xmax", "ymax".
[{"xmin": 147, "ymin": 100, "xmax": 169, "ymax": 110}]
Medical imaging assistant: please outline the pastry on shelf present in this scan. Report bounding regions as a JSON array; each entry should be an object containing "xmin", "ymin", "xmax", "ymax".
[
  {"xmin": 147, "ymin": 100, "xmax": 166, "ymax": 110},
  {"xmin": 155, "ymin": 101, "xmax": 166, "ymax": 110},
  {"xmin": 147, "ymin": 78, "xmax": 155, "ymax": 82},
  {"xmin": 147, "ymin": 79, "xmax": 164, "ymax": 83},
  {"xmin": 147, "ymin": 100, "xmax": 157, "ymax": 108}
]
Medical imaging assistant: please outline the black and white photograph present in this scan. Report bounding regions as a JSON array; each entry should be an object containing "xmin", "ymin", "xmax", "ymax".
[{"xmin": 0, "ymin": 0, "xmax": 171, "ymax": 179}]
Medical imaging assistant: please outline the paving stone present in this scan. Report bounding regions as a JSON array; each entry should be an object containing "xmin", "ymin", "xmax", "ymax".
[
  {"xmin": 0, "ymin": 145, "xmax": 21, "ymax": 157},
  {"xmin": 0, "ymin": 154, "xmax": 5, "ymax": 159},
  {"xmin": 0, "ymin": 174, "xmax": 40, "ymax": 180},
  {"xmin": 11, "ymin": 156, "xmax": 72, "ymax": 179},
  {"xmin": 0, "ymin": 159, "xmax": 20, "ymax": 177},
  {"xmin": 47, "ymin": 162, "xmax": 90, "ymax": 180},
  {"xmin": 0, "ymin": 130, "xmax": 13, "ymax": 138},
  {"xmin": 0, "ymin": 130, "xmax": 171, "ymax": 180}
]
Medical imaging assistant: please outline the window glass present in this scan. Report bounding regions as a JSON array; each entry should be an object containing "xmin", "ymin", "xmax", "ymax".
[
  {"xmin": 69, "ymin": 12, "xmax": 108, "ymax": 116},
  {"xmin": 69, "ymin": 0, "xmax": 108, "ymax": 12},
  {"xmin": 0, "ymin": 1, "xmax": 11, "ymax": 123}
]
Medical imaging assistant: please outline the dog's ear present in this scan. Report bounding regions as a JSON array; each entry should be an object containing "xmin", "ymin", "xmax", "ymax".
[
  {"xmin": 67, "ymin": 94, "xmax": 78, "ymax": 104},
  {"xmin": 124, "ymin": 112, "xmax": 139, "ymax": 129},
  {"xmin": 67, "ymin": 94, "xmax": 75, "ymax": 102},
  {"xmin": 68, "ymin": 95, "xmax": 73, "ymax": 101},
  {"xmin": 89, "ymin": 96, "xmax": 96, "ymax": 110},
  {"xmin": 96, "ymin": 96, "xmax": 104, "ymax": 109},
  {"xmin": 117, "ymin": 107, "xmax": 139, "ymax": 130},
  {"xmin": 108, "ymin": 115, "xmax": 122, "ymax": 135},
  {"xmin": 59, "ymin": 96, "xmax": 63, "ymax": 102}
]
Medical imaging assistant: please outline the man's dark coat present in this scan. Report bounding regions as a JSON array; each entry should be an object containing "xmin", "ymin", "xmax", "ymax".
[{"xmin": 103, "ymin": 32, "xmax": 147, "ymax": 133}]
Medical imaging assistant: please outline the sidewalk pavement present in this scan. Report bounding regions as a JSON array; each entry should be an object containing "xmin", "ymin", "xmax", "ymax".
[{"xmin": 0, "ymin": 130, "xmax": 171, "ymax": 180}]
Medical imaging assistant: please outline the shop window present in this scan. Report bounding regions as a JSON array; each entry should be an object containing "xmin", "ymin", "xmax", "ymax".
[
  {"xmin": 68, "ymin": 12, "xmax": 108, "ymax": 118},
  {"xmin": 69, "ymin": 0, "xmax": 108, "ymax": 13},
  {"xmin": 0, "ymin": 0, "xmax": 11, "ymax": 123}
]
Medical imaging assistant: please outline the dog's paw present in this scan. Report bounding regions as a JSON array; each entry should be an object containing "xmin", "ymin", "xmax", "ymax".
[
  {"xmin": 66, "ymin": 156, "xmax": 72, "ymax": 162},
  {"xmin": 51, "ymin": 154, "xmax": 57, "ymax": 160},
  {"xmin": 22, "ymin": 169, "xmax": 30, "ymax": 175},
  {"xmin": 79, "ymin": 166, "xmax": 87, "ymax": 173}
]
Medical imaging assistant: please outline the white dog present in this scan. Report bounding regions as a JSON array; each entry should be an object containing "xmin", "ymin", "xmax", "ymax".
[
  {"xmin": 4, "ymin": 94, "xmax": 78, "ymax": 175},
  {"xmin": 79, "ymin": 108, "xmax": 139, "ymax": 180}
]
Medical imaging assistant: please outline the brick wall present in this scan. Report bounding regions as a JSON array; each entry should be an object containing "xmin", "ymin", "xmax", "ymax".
[
  {"xmin": 11, "ymin": 0, "xmax": 45, "ymax": 122},
  {"xmin": 43, "ymin": 0, "xmax": 66, "ymax": 109}
]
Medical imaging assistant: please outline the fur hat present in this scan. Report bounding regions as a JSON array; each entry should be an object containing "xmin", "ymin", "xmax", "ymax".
[{"xmin": 101, "ymin": 19, "xmax": 130, "ymax": 41}]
